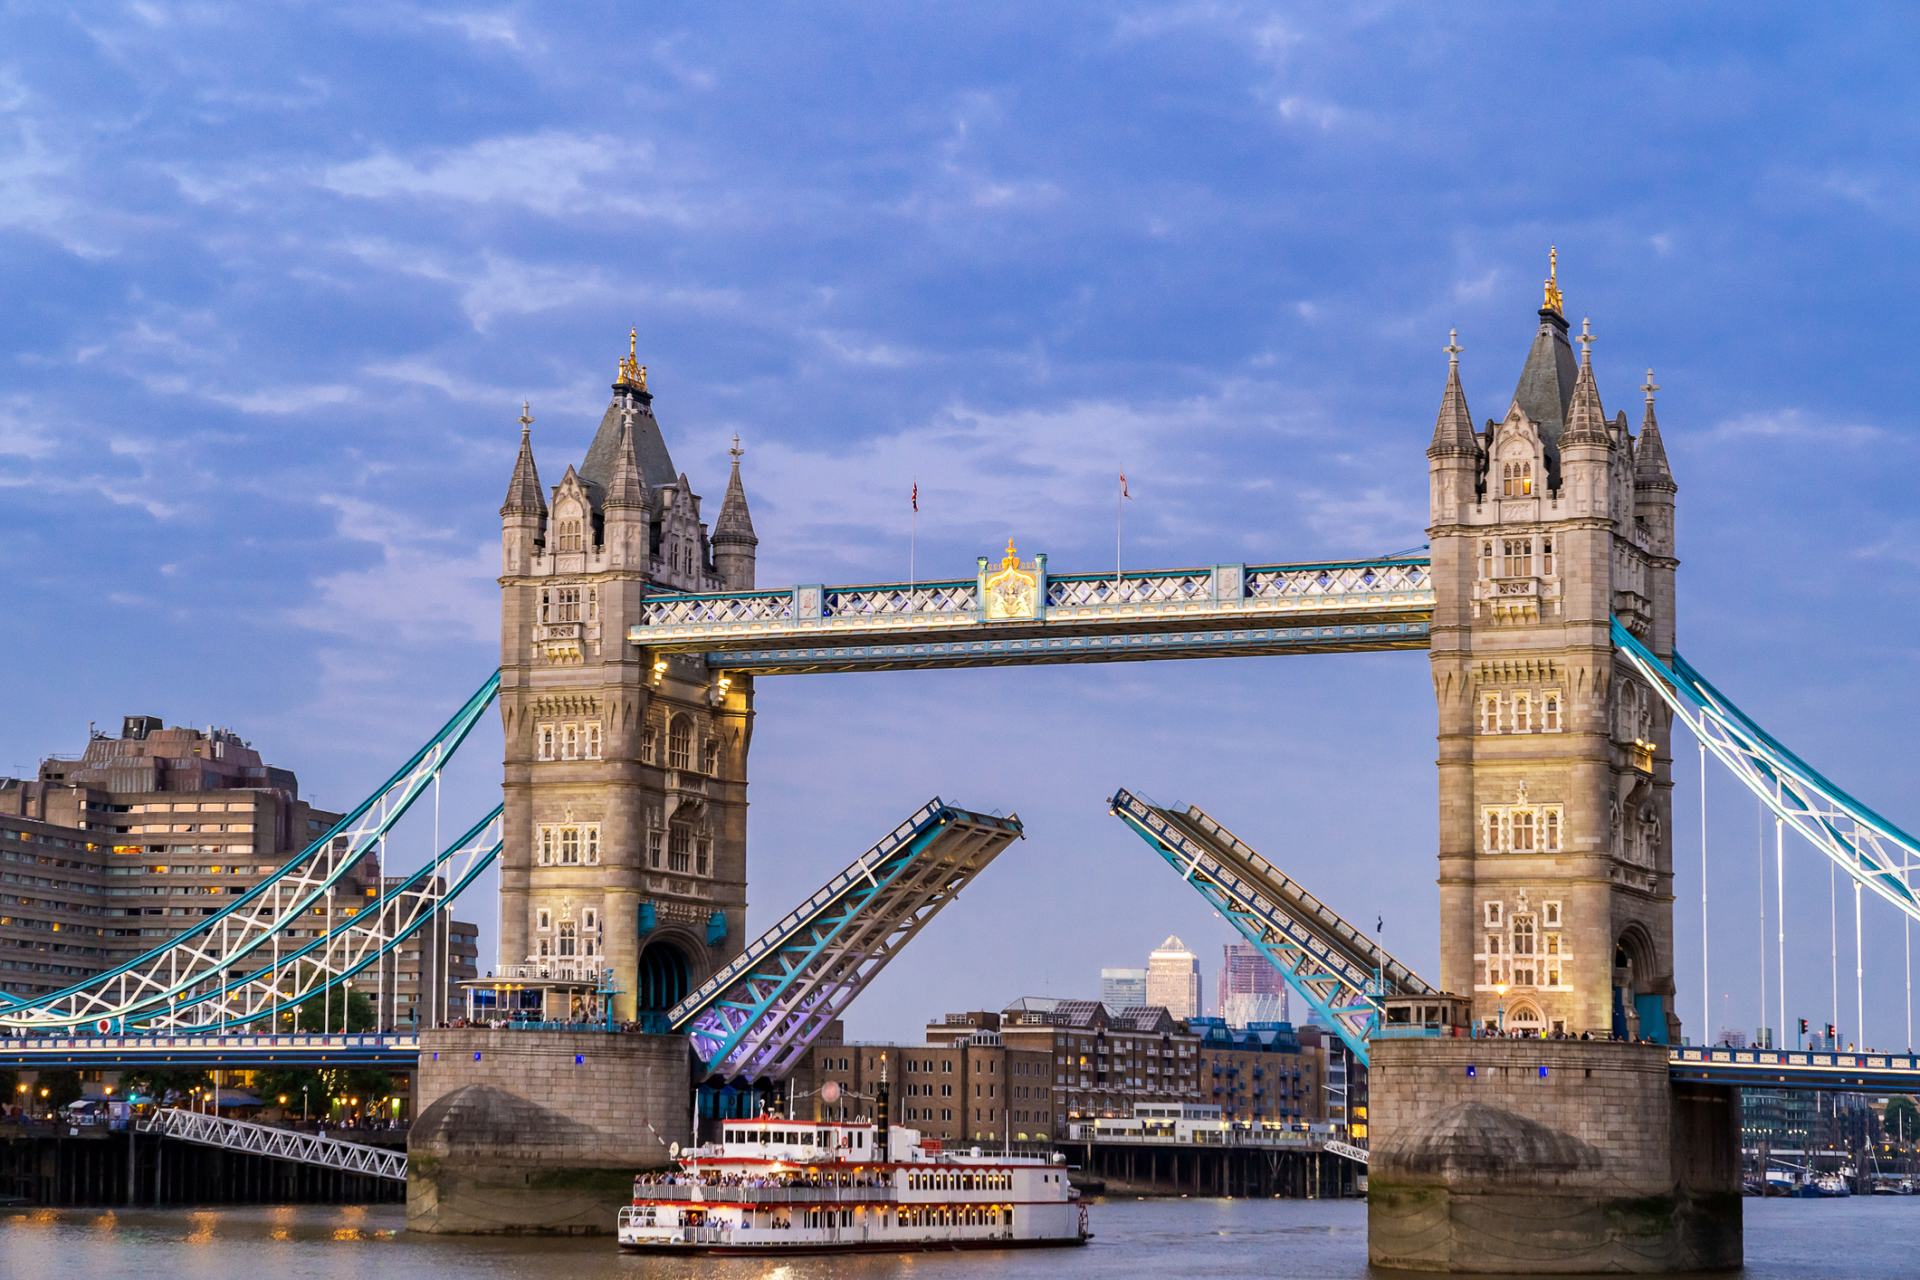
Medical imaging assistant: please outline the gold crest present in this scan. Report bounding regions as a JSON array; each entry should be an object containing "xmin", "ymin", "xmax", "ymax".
[{"xmin": 984, "ymin": 538, "xmax": 1038, "ymax": 620}]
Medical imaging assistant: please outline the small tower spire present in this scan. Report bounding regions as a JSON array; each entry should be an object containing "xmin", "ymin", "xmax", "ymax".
[
  {"xmin": 500, "ymin": 402, "xmax": 546, "ymax": 516},
  {"xmin": 1562, "ymin": 322, "xmax": 1610, "ymax": 447},
  {"xmin": 1636, "ymin": 367, "xmax": 1675, "ymax": 488},
  {"xmin": 1428, "ymin": 328, "xmax": 1478, "ymax": 459},
  {"xmin": 603, "ymin": 393, "xmax": 650, "ymax": 512},
  {"xmin": 713, "ymin": 432, "xmax": 759, "ymax": 590}
]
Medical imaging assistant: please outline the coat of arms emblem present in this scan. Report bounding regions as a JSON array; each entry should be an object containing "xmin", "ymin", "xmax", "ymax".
[{"xmin": 984, "ymin": 538, "xmax": 1039, "ymax": 620}]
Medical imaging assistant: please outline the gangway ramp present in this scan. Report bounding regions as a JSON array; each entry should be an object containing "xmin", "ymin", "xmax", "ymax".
[
  {"xmin": 140, "ymin": 1107, "xmax": 406, "ymax": 1181},
  {"xmin": 1110, "ymin": 789, "xmax": 1432, "ymax": 1064},
  {"xmin": 671, "ymin": 798, "xmax": 1023, "ymax": 1080}
]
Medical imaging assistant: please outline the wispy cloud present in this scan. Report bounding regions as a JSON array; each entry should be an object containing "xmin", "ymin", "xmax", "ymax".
[
  {"xmin": 1703, "ymin": 409, "xmax": 1889, "ymax": 447},
  {"xmin": 319, "ymin": 130, "xmax": 684, "ymax": 220}
]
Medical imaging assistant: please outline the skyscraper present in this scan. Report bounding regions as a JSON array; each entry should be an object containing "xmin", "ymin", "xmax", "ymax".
[
  {"xmin": 1145, "ymin": 934, "xmax": 1201, "ymax": 1020},
  {"xmin": 1217, "ymin": 941, "xmax": 1289, "ymax": 1027},
  {"xmin": 1099, "ymin": 966, "xmax": 1147, "ymax": 1009}
]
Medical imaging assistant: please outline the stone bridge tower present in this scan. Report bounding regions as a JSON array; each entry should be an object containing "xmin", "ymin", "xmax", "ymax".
[
  {"xmin": 1426, "ymin": 256, "xmax": 1681, "ymax": 1040},
  {"xmin": 497, "ymin": 337, "xmax": 758, "ymax": 1023}
]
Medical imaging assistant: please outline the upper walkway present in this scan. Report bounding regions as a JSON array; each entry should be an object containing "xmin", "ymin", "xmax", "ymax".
[
  {"xmin": 1668, "ymin": 1044, "xmax": 1920, "ymax": 1093},
  {"xmin": 631, "ymin": 551, "xmax": 1432, "ymax": 673},
  {"xmin": 0, "ymin": 1031, "xmax": 420, "ymax": 1070}
]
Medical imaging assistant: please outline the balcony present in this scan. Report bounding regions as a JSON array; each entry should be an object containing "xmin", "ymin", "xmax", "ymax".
[{"xmin": 635, "ymin": 1185, "xmax": 893, "ymax": 1205}]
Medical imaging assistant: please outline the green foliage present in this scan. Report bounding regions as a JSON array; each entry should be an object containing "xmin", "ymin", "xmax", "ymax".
[
  {"xmin": 122, "ymin": 1066, "xmax": 210, "ymax": 1104},
  {"xmin": 1885, "ymin": 1095, "xmax": 1919, "ymax": 1142},
  {"xmin": 274, "ymin": 987, "xmax": 377, "ymax": 1034}
]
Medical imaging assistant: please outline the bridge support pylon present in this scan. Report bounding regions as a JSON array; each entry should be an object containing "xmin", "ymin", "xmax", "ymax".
[{"xmin": 1367, "ymin": 1039, "xmax": 1740, "ymax": 1273}]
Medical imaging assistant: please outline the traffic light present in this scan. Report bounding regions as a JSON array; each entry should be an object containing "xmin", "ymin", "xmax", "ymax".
[
  {"xmin": 1825, "ymin": 1023, "xmax": 1836, "ymax": 1045},
  {"xmin": 1798, "ymin": 1017, "xmax": 1809, "ymax": 1036}
]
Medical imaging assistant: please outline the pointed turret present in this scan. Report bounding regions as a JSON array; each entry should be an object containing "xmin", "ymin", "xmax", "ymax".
[
  {"xmin": 1428, "ymin": 330, "xmax": 1478, "ymax": 458},
  {"xmin": 603, "ymin": 400, "xmax": 650, "ymax": 513},
  {"xmin": 1561, "ymin": 318, "xmax": 1611, "ymax": 447},
  {"xmin": 713, "ymin": 435, "xmax": 759, "ymax": 590},
  {"xmin": 1509, "ymin": 248, "xmax": 1580, "ymax": 449},
  {"xmin": 1635, "ymin": 369, "xmax": 1675, "ymax": 491},
  {"xmin": 500, "ymin": 403, "xmax": 546, "ymax": 517},
  {"xmin": 582, "ymin": 331, "xmax": 678, "ymax": 508}
]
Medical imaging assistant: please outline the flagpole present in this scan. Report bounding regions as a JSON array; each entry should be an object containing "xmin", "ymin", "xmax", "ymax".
[
  {"xmin": 1115, "ymin": 478, "xmax": 1123, "ymax": 590},
  {"xmin": 909, "ymin": 479, "xmax": 918, "ymax": 598}
]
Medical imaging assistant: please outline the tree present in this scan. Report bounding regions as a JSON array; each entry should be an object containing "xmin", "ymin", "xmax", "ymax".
[
  {"xmin": 1886, "ymin": 1096, "xmax": 1919, "ymax": 1146},
  {"xmin": 122, "ymin": 1066, "xmax": 210, "ymax": 1105},
  {"xmin": 275, "ymin": 986, "xmax": 377, "ymax": 1035}
]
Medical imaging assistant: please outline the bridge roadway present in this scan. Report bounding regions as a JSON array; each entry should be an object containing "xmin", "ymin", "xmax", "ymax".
[
  {"xmin": 6, "ymin": 1031, "xmax": 1917, "ymax": 1096},
  {"xmin": 631, "ymin": 554, "xmax": 1433, "ymax": 672}
]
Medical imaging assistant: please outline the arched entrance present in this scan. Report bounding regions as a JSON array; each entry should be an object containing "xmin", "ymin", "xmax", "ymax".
[
  {"xmin": 1612, "ymin": 925, "xmax": 1665, "ymax": 1042},
  {"xmin": 1505, "ymin": 1000, "xmax": 1546, "ymax": 1037},
  {"xmin": 638, "ymin": 938, "xmax": 692, "ymax": 1016}
]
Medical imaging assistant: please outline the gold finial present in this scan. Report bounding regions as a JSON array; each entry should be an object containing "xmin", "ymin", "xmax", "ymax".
[
  {"xmin": 518, "ymin": 400, "xmax": 534, "ymax": 431},
  {"xmin": 1542, "ymin": 245, "xmax": 1563, "ymax": 315},
  {"xmin": 1001, "ymin": 537, "xmax": 1021, "ymax": 570},
  {"xmin": 1642, "ymin": 368, "xmax": 1659, "ymax": 404},
  {"xmin": 729, "ymin": 432, "xmax": 744, "ymax": 462},
  {"xmin": 618, "ymin": 329, "xmax": 647, "ymax": 388}
]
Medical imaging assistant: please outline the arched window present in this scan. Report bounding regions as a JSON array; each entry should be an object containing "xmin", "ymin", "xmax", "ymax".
[
  {"xmin": 667, "ymin": 715, "xmax": 693, "ymax": 770},
  {"xmin": 641, "ymin": 723, "xmax": 657, "ymax": 763},
  {"xmin": 1542, "ymin": 692, "xmax": 1562, "ymax": 732},
  {"xmin": 1483, "ymin": 810, "xmax": 1502, "ymax": 853},
  {"xmin": 537, "ymin": 725, "xmax": 555, "ymax": 760},
  {"xmin": 668, "ymin": 825, "xmax": 692, "ymax": 873},
  {"xmin": 557, "ymin": 921, "xmax": 577, "ymax": 958},
  {"xmin": 1480, "ymin": 692, "xmax": 1502, "ymax": 734},
  {"xmin": 584, "ymin": 721, "xmax": 602, "ymax": 760},
  {"xmin": 538, "ymin": 828, "xmax": 555, "ymax": 865},
  {"xmin": 1543, "ymin": 809, "xmax": 1561, "ymax": 852},
  {"xmin": 560, "ymin": 723, "xmax": 580, "ymax": 760},
  {"xmin": 560, "ymin": 827, "xmax": 580, "ymax": 864},
  {"xmin": 1512, "ymin": 692, "xmax": 1532, "ymax": 733}
]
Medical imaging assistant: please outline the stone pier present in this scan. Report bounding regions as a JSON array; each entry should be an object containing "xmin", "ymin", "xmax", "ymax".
[
  {"xmin": 1367, "ymin": 1039, "xmax": 1740, "ymax": 1273},
  {"xmin": 406, "ymin": 1027, "xmax": 691, "ymax": 1234}
]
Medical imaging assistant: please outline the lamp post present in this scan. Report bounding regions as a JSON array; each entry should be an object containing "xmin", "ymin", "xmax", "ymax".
[
  {"xmin": 1494, "ymin": 982, "xmax": 1510, "ymax": 1035},
  {"xmin": 302, "ymin": 1084, "xmax": 310, "ymax": 1123}
]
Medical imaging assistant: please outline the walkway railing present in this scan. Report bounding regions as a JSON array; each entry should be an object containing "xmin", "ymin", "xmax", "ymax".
[{"xmin": 140, "ymin": 1107, "xmax": 407, "ymax": 1181}]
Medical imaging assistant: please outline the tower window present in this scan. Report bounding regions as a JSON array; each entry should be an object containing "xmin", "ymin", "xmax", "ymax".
[
  {"xmin": 641, "ymin": 723, "xmax": 657, "ymax": 764},
  {"xmin": 696, "ymin": 833, "xmax": 713, "ymax": 877},
  {"xmin": 537, "ymin": 725, "xmax": 555, "ymax": 761},
  {"xmin": 1512, "ymin": 692, "xmax": 1532, "ymax": 733},
  {"xmin": 1480, "ymin": 692, "xmax": 1502, "ymax": 734},
  {"xmin": 668, "ymin": 826, "xmax": 692, "ymax": 873},
  {"xmin": 1541, "ymin": 536, "xmax": 1555, "ymax": 576},
  {"xmin": 1542, "ymin": 691, "xmax": 1562, "ymax": 732},
  {"xmin": 647, "ymin": 831, "xmax": 663, "ymax": 870},
  {"xmin": 536, "ymin": 908, "xmax": 551, "ymax": 932},
  {"xmin": 556, "ymin": 519, "xmax": 584, "ymax": 553},
  {"xmin": 1478, "ymin": 540, "xmax": 1494, "ymax": 580},
  {"xmin": 557, "ymin": 921, "xmax": 577, "ymax": 958},
  {"xmin": 1501, "ymin": 537, "xmax": 1533, "ymax": 577},
  {"xmin": 1483, "ymin": 900, "xmax": 1503, "ymax": 927},
  {"xmin": 1511, "ymin": 809, "xmax": 1535, "ymax": 852},
  {"xmin": 1543, "ymin": 901, "xmax": 1562, "ymax": 928},
  {"xmin": 1501, "ymin": 460, "xmax": 1534, "ymax": 498},
  {"xmin": 668, "ymin": 716, "xmax": 693, "ymax": 771},
  {"xmin": 584, "ymin": 721, "xmax": 602, "ymax": 760},
  {"xmin": 560, "ymin": 723, "xmax": 580, "ymax": 760}
]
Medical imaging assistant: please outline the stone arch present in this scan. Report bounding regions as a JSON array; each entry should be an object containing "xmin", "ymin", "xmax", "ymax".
[
  {"xmin": 1612, "ymin": 922, "xmax": 1663, "ymax": 1041},
  {"xmin": 637, "ymin": 933, "xmax": 695, "ymax": 1016},
  {"xmin": 1504, "ymin": 999, "xmax": 1546, "ymax": 1035}
]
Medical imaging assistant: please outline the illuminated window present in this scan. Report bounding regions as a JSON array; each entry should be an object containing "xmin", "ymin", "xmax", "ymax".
[{"xmin": 667, "ymin": 716, "xmax": 693, "ymax": 771}]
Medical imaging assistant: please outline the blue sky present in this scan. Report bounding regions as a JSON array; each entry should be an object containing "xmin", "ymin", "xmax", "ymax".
[{"xmin": 5, "ymin": 3, "xmax": 1920, "ymax": 1046}]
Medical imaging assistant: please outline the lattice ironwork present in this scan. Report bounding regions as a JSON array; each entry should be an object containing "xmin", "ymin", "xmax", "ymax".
[
  {"xmin": 1615, "ymin": 620, "xmax": 1920, "ymax": 921},
  {"xmin": 644, "ymin": 590, "xmax": 793, "ymax": 627},
  {"xmin": 141, "ymin": 1107, "xmax": 406, "ymax": 1180},
  {"xmin": 1047, "ymin": 571, "xmax": 1213, "ymax": 609},
  {"xmin": 670, "ymin": 799, "xmax": 1023, "ymax": 1081},
  {"xmin": 0, "ymin": 674, "xmax": 500, "ymax": 1031},
  {"xmin": 1110, "ymin": 789, "xmax": 1432, "ymax": 1065},
  {"xmin": 824, "ymin": 581, "xmax": 978, "ymax": 617},
  {"xmin": 1245, "ymin": 561, "xmax": 1430, "ymax": 601}
]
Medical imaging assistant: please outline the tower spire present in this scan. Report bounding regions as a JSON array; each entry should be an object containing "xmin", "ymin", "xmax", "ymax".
[
  {"xmin": 1636, "ymin": 367, "xmax": 1675, "ymax": 488},
  {"xmin": 712, "ymin": 432, "xmax": 758, "ymax": 590},
  {"xmin": 1428, "ymin": 328, "xmax": 1478, "ymax": 458},
  {"xmin": 603, "ymin": 393, "xmax": 649, "ymax": 511},
  {"xmin": 1542, "ymin": 245, "xmax": 1563, "ymax": 316},
  {"xmin": 1562, "ymin": 320, "xmax": 1610, "ymax": 447},
  {"xmin": 500, "ymin": 402, "xmax": 546, "ymax": 516}
]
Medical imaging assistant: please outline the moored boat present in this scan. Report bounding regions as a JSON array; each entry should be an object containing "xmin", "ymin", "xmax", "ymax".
[{"xmin": 617, "ymin": 1114, "xmax": 1089, "ymax": 1254}]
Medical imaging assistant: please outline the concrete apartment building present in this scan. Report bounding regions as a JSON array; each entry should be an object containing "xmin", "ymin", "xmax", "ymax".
[
  {"xmin": 1217, "ymin": 940, "xmax": 1290, "ymax": 1027},
  {"xmin": 382, "ymin": 874, "xmax": 482, "ymax": 1027},
  {"xmin": 1098, "ymin": 966, "xmax": 1147, "ymax": 1008},
  {"xmin": 0, "ymin": 714, "xmax": 478, "ymax": 1018}
]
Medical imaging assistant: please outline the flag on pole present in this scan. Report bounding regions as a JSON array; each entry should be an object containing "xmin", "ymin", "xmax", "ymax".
[
  {"xmin": 1119, "ymin": 471, "xmax": 1131, "ymax": 500},
  {"xmin": 911, "ymin": 480, "xmax": 918, "ymax": 512}
]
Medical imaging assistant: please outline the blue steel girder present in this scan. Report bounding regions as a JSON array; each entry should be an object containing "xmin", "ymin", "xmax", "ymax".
[
  {"xmin": 686, "ymin": 621, "xmax": 1430, "ymax": 674},
  {"xmin": 670, "ymin": 799, "xmax": 1023, "ymax": 1081},
  {"xmin": 1110, "ymin": 788, "xmax": 1434, "ymax": 1066},
  {"xmin": 0, "ymin": 673, "xmax": 501, "ymax": 1030},
  {"xmin": 631, "ymin": 556, "xmax": 1432, "ymax": 674},
  {"xmin": 1614, "ymin": 620, "xmax": 1920, "ymax": 921}
]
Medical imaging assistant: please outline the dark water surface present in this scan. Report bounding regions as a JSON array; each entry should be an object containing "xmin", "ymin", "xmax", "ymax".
[{"xmin": 2, "ymin": 1196, "xmax": 1914, "ymax": 1278}]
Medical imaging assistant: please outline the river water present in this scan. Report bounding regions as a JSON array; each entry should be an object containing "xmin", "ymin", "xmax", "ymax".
[{"xmin": 1, "ymin": 1196, "xmax": 1913, "ymax": 1278}]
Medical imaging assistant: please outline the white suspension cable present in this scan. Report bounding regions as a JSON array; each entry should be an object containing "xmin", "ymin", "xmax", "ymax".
[
  {"xmin": 1776, "ymin": 797, "xmax": 1786, "ymax": 1045},
  {"xmin": 1855, "ymin": 878, "xmax": 1865, "ymax": 1050},
  {"xmin": 1699, "ymin": 741, "xmax": 1709, "ymax": 1040},
  {"xmin": 1757, "ymin": 796, "xmax": 1768, "ymax": 1044},
  {"xmin": 1830, "ymin": 860, "xmax": 1840, "ymax": 1041},
  {"xmin": 1906, "ymin": 914, "xmax": 1913, "ymax": 1053}
]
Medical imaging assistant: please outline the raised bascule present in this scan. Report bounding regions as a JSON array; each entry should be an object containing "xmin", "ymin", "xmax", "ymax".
[{"xmin": 7, "ymin": 258, "xmax": 1920, "ymax": 1270}]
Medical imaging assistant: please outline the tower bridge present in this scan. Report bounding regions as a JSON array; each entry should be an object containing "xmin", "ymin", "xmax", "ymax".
[{"xmin": 6, "ymin": 263, "xmax": 1920, "ymax": 1270}]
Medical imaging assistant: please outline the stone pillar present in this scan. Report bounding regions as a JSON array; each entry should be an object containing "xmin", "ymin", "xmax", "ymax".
[
  {"xmin": 1367, "ymin": 1039, "xmax": 1740, "ymax": 1273},
  {"xmin": 407, "ymin": 1027, "xmax": 692, "ymax": 1234}
]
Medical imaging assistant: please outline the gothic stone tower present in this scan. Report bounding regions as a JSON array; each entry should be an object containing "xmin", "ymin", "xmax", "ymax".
[
  {"xmin": 1426, "ymin": 256, "xmax": 1681, "ymax": 1040},
  {"xmin": 498, "ymin": 339, "xmax": 759, "ymax": 1023}
]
